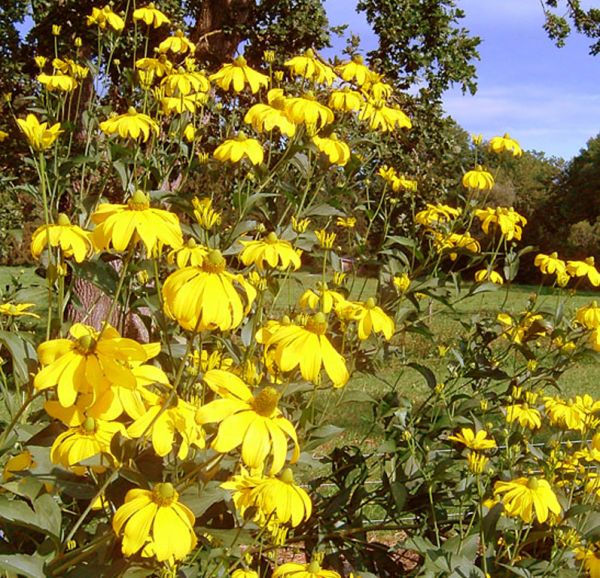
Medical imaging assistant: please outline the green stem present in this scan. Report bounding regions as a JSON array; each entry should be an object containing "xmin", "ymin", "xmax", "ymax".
[
  {"xmin": 61, "ymin": 469, "xmax": 119, "ymax": 551},
  {"xmin": 0, "ymin": 389, "xmax": 45, "ymax": 447}
]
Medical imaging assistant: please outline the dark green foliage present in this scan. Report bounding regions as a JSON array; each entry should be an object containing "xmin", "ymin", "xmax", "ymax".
[
  {"xmin": 542, "ymin": 0, "xmax": 600, "ymax": 54},
  {"xmin": 356, "ymin": 0, "xmax": 481, "ymax": 99}
]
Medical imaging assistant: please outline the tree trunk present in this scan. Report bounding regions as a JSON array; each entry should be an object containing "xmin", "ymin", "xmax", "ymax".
[{"xmin": 190, "ymin": 0, "xmax": 255, "ymax": 65}]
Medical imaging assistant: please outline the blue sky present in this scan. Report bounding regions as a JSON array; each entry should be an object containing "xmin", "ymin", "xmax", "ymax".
[{"xmin": 323, "ymin": 0, "xmax": 600, "ymax": 160}]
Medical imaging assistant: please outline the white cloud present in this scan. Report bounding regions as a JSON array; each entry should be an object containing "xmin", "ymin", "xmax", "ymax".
[{"xmin": 443, "ymin": 85, "xmax": 600, "ymax": 157}]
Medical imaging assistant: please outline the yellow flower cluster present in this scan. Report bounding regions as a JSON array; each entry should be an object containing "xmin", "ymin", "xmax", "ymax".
[
  {"xmin": 535, "ymin": 253, "xmax": 600, "ymax": 288},
  {"xmin": 475, "ymin": 206, "xmax": 527, "ymax": 241}
]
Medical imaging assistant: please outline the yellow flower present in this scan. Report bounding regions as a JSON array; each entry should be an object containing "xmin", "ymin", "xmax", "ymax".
[
  {"xmin": 575, "ymin": 544, "xmax": 600, "ymax": 578},
  {"xmin": 448, "ymin": 427, "xmax": 496, "ymax": 451},
  {"xmin": 232, "ymin": 571, "xmax": 259, "ymax": 578},
  {"xmin": 433, "ymin": 231, "xmax": 480, "ymax": 260},
  {"xmin": 31, "ymin": 213, "xmax": 93, "ymax": 262},
  {"xmin": 534, "ymin": 252, "xmax": 567, "ymax": 278},
  {"xmin": 183, "ymin": 123, "xmax": 195, "ymax": 142},
  {"xmin": 312, "ymin": 134, "xmax": 350, "ymax": 166},
  {"xmin": 474, "ymin": 269, "xmax": 504, "ymax": 285},
  {"xmin": 415, "ymin": 203, "xmax": 461, "ymax": 226},
  {"xmin": 52, "ymin": 25, "xmax": 61, "ymax": 36},
  {"xmin": 210, "ymin": 56, "xmax": 269, "ymax": 94},
  {"xmin": 285, "ymin": 93, "xmax": 334, "ymax": 130},
  {"xmin": 358, "ymin": 98, "xmax": 411, "ymax": 132},
  {"xmin": 489, "ymin": 133, "xmax": 523, "ymax": 157},
  {"xmin": 335, "ymin": 54, "xmax": 371, "ymax": 86},
  {"xmin": 576, "ymin": 301, "xmax": 600, "ymax": 330},
  {"xmin": 16, "ymin": 114, "xmax": 62, "ymax": 151},
  {"xmin": 257, "ymin": 312, "xmax": 350, "ymax": 388},
  {"xmin": 37, "ymin": 72, "xmax": 78, "ymax": 92},
  {"xmin": 242, "ymin": 468, "xmax": 312, "ymax": 527},
  {"xmin": 291, "ymin": 216, "xmax": 311, "ymax": 234},
  {"xmin": 158, "ymin": 30, "xmax": 196, "ymax": 54},
  {"xmin": 284, "ymin": 49, "xmax": 336, "ymax": 85},
  {"xmin": 244, "ymin": 88, "xmax": 297, "ymax": 137},
  {"xmin": 273, "ymin": 560, "xmax": 341, "ymax": 578},
  {"xmin": 162, "ymin": 68, "xmax": 210, "ymax": 96},
  {"xmin": 299, "ymin": 284, "xmax": 347, "ymax": 314},
  {"xmin": 34, "ymin": 323, "xmax": 155, "ymax": 407},
  {"xmin": 240, "ymin": 232, "xmax": 302, "ymax": 272},
  {"xmin": 113, "ymin": 483, "xmax": 196, "ymax": 561},
  {"xmin": 161, "ymin": 93, "xmax": 207, "ymax": 115},
  {"xmin": 3, "ymin": 451, "xmax": 35, "ymax": 481},
  {"xmin": 377, "ymin": 165, "xmax": 417, "ymax": 193},
  {"xmin": 336, "ymin": 216, "xmax": 356, "ymax": 228},
  {"xmin": 362, "ymin": 71, "xmax": 393, "ymax": 100},
  {"xmin": 34, "ymin": 55, "xmax": 47, "ymax": 70},
  {"xmin": 128, "ymin": 392, "xmax": 203, "ymax": 458},
  {"xmin": 467, "ymin": 452, "xmax": 489, "ymax": 474},
  {"xmin": 162, "ymin": 249, "xmax": 257, "ymax": 332},
  {"xmin": 328, "ymin": 88, "xmax": 364, "ymax": 112},
  {"xmin": 168, "ymin": 238, "xmax": 208, "ymax": 268},
  {"xmin": 196, "ymin": 370, "xmax": 299, "ymax": 474},
  {"xmin": 315, "ymin": 229, "xmax": 336, "ymax": 249},
  {"xmin": 188, "ymin": 349, "xmax": 233, "ymax": 375},
  {"xmin": 192, "ymin": 197, "xmax": 222, "ymax": 230},
  {"xmin": 0, "ymin": 129, "xmax": 8, "ymax": 141},
  {"xmin": 336, "ymin": 298, "xmax": 395, "ymax": 341},
  {"xmin": 0, "ymin": 302, "xmax": 40, "ymax": 319},
  {"xmin": 136, "ymin": 55, "xmax": 173, "ymax": 79},
  {"xmin": 214, "ymin": 132, "xmax": 264, "ymax": 166},
  {"xmin": 52, "ymin": 58, "xmax": 88, "ymax": 80},
  {"xmin": 544, "ymin": 396, "xmax": 586, "ymax": 431},
  {"xmin": 566, "ymin": 257, "xmax": 600, "ymax": 287},
  {"xmin": 133, "ymin": 3, "xmax": 171, "ymax": 28},
  {"xmin": 393, "ymin": 273, "xmax": 411, "ymax": 293},
  {"xmin": 159, "ymin": 30, "xmax": 196, "ymax": 55},
  {"xmin": 50, "ymin": 416, "xmax": 124, "ymax": 472},
  {"xmin": 91, "ymin": 191, "xmax": 183, "ymax": 254},
  {"xmin": 505, "ymin": 403, "xmax": 542, "ymax": 429},
  {"xmin": 497, "ymin": 311, "xmax": 546, "ymax": 344},
  {"xmin": 493, "ymin": 477, "xmax": 561, "ymax": 523},
  {"xmin": 462, "ymin": 166, "xmax": 495, "ymax": 191},
  {"xmin": 475, "ymin": 207, "xmax": 527, "ymax": 241},
  {"xmin": 471, "ymin": 133, "xmax": 483, "ymax": 145},
  {"xmin": 86, "ymin": 5, "xmax": 125, "ymax": 31},
  {"xmin": 99, "ymin": 107, "xmax": 159, "ymax": 142}
]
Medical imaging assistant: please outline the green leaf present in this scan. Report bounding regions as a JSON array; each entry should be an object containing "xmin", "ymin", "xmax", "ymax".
[
  {"xmin": 0, "ymin": 330, "xmax": 37, "ymax": 384},
  {"xmin": 339, "ymin": 390, "xmax": 376, "ymax": 404},
  {"xmin": 303, "ymin": 203, "xmax": 344, "ymax": 217},
  {"xmin": 482, "ymin": 502, "xmax": 504, "ymax": 542},
  {"xmin": 407, "ymin": 362, "xmax": 437, "ymax": 389},
  {"xmin": 0, "ymin": 554, "xmax": 46, "ymax": 578},
  {"xmin": 33, "ymin": 493, "xmax": 62, "ymax": 539},
  {"xmin": 469, "ymin": 281, "xmax": 500, "ymax": 296},
  {"xmin": 180, "ymin": 483, "xmax": 229, "ymax": 518},
  {"xmin": 71, "ymin": 259, "xmax": 119, "ymax": 296},
  {"xmin": 0, "ymin": 494, "xmax": 61, "ymax": 541}
]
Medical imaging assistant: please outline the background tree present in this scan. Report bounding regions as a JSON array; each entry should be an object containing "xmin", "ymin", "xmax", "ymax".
[{"xmin": 541, "ymin": 0, "xmax": 600, "ymax": 54}]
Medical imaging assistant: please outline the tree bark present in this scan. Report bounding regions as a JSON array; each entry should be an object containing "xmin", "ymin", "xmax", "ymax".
[{"xmin": 189, "ymin": 0, "xmax": 255, "ymax": 65}]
